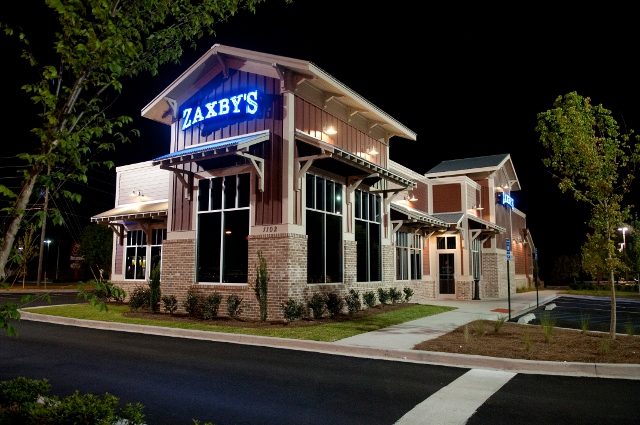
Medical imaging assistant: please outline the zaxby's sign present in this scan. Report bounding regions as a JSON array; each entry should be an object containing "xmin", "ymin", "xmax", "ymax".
[
  {"xmin": 498, "ymin": 192, "xmax": 514, "ymax": 209},
  {"xmin": 181, "ymin": 90, "xmax": 259, "ymax": 131}
]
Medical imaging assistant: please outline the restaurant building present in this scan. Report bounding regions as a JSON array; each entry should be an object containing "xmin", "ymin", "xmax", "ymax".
[{"xmin": 92, "ymin": 45, "xmax": 536, "ymax": 319}]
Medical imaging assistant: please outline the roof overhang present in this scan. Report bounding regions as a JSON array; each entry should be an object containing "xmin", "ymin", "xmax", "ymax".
[
  {"xmin": 390, "ymin": 202, "xmax": 448, "ymax": 231},
  {"xmin": 152, "ymin": 130, "xmax": 269, "ymax": 167},
  {"xmin": 141, "ymin": 44, "xmax": 416, "ymax": 140},
  {"xmin": 467, "ymin": 214, "xmax": 506, "ymax": 234},
  {"xmin": 91, "ymin": 200, "xmax": 168, "ymax": 224},
  {"xmin": 295, "ymin": 129, "xmax": 416, "ymax": 189}
]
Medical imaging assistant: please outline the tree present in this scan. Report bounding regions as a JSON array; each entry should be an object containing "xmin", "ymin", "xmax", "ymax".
[
  {"xmin": 0, "ymin": 0, "xmax": 277, "ymax": 281},
  {"xmin": 78, "ymin": 223, "xmax": 113, "ymax": 281},
  {"xmin": 550, "ymin": 254, "xmax": 581, "ymax": 286},
  {"xmin": 536, "ymin": 91, "xmax": 640, "ymax": 339}
]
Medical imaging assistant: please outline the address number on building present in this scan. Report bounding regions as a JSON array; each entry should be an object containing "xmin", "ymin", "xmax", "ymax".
[{"xmin": 262, "ymin": 226, "xmax": 278, "ymax": 233}]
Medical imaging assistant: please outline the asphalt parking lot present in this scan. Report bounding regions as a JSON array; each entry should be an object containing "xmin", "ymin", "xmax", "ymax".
[{"xmin": 511, "ymin": 295, "xmax": 640, "ymax": 334}]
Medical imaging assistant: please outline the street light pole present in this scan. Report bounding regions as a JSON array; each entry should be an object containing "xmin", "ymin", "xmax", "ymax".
[
  {"xmin": 44, "ymin": 239, "xmax": 51, "ymax": 287},
  {"xmin": 618, "ymin": 227, "xmax": 628, "ymax": 283}
]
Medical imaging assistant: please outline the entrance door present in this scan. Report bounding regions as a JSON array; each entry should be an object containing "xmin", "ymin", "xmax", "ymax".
[{"xmin": 439, "ymin": 253, "xmax": 455, "ymax": 294}]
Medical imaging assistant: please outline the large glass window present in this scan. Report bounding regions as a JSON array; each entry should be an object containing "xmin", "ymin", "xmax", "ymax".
[
  {"xmin": 355, "ymin": 189, "xmax": 381, "ymax": 282},
  {"xmin": 197, "ymin": 173, "xmax": 250, "ymax": 283},
  {"xmin": 126, "ymin": 228, "xmax": 166, "ymax": 280},
  {"xmin": 396, "ymin": 232, "xmax": 422, "ymax": 280},
  {"xmin": 306, "ymin": 174, "xmax": 343, "ymax": 283}
]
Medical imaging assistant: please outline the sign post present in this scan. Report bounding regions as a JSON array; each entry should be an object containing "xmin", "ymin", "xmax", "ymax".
[
  {"xmin": 506, "ymin": 238, "xmax": 511, "ymax": 320},
  {"xmin": 534, "ymin": 247, "xmax": 539, "ymax": 308}
]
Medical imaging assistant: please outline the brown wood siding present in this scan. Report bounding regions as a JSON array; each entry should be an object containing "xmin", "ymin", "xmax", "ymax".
[
  {"xmin": 494, "ymin": 201, "xmax": 511, "ymax": 249},
  {"xmin": 170, "ymin": 69, "xmax": 283, "ymax": 231},
  {"xmin": 114, "ymin": 242, "xmax": 123, "ymax": 275},
  {"xmin": 294, "ymin": 98, "xmax": 387, "ymax": 168},
  {"xmin": 432, "ymin": 184, "xmax": 461, "ymax": 213},
  {"xmin": 422, "ymin": 237, "xmax": 430, "ymax": 275},
  {"xmin": 404, "ymin": 180, "xmax": 429, "ymax": 212}
]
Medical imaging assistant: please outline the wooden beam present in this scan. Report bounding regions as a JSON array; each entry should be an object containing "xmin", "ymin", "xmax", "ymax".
[
  {"xmin": 107, "ymin": 223, "xmax": 125, "ymax": 246},
  {"xmin": 216, "ymin": 54, "xmax": 229, "ymax": 78},
  {"xmin": 236, "ymin": 151, "xmax": 264, "ymax": 192}
]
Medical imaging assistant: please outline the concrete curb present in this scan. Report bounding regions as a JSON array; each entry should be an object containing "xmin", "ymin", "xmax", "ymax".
[{"xmin": 19, "ymin": 311, "xmax": 640, "ymax": 380}]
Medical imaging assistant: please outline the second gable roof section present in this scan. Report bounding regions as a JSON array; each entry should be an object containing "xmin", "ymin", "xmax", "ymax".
[
  {"xmin": 425, "ymin": 153, "xmax": 521, "ymax": 191},
  {"xmin": 141, "ymin": 44, "xmax": 416, "ymax": 140}
]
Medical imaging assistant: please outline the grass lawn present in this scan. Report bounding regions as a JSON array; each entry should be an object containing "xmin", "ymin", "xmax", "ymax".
[{"xmin": 23, "ymin": 303, "xmax": 455, "ymax": 342}]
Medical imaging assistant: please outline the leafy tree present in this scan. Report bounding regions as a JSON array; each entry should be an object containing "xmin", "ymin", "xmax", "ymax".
[
  {"xmin": 536, "ymin": 91, "xmax": 640, "ymax": 338},
  {"xmin": 12, "ymin": 225, "xmax": 39, "ymax": 288},
  {"xmin": 550, "ymin": 254, "xmax": 582, "ymax": 285},
  {"xmin": 78, "ymin": 223, "xmax": 113, "ymax": 282},
  {"xmin": 0, "ymin": 0, "xmax": 279, "ymax": 281}
]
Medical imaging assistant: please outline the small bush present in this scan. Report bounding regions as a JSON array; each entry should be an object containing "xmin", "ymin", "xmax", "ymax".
[
  {"xmin": 377, "ymin": 288, "xmax": 390, "ymax": 305},
  {"xmin": 524, "ymin": 331, "xmax": 531, "ymax": 352},
  {"xmin": 600, "ymin": 337, "xmax": 611, "ymax": 356},
  {"xmin": 161, "ymin": 295, "xmax": 178, "ymax": 315},
  {"xmin": 281, "ymin": 298, "xmax": 305, "ymax": 322},
  {"xmin": 580, "ymin": 312, "xmax": 590, "ymax": 333},
  {"xmin": 0, "ymin": 377, "xmax": 145, "ymax": 425},
  {"xmin": 202, "ymin": 293, "xmax": 222, "ymax": 320},
  {"xmin": 389, "ymin": 287, "xmax": 403, "ymax": 304},
  {"xmin": 540, "ymin": 313, "xmax": 556, "ymax": 343},
  {"xmin": 363, "ymin": 291, "xmax": 377, "ymax": 308},
  {"xmin": 226, "ymin": 294, "xmax": 243, "ymax": 318},
  {"xmin": 463, "ymin": 324, "xmax": 470, "ymax": 343},
  {"xmin": 473, "ymin": 319, "xmax": 485, "ymax": 337},
  {"xmin": 148, "ymin": 264, "xmax": 161, "ymax": 313},
  {"xmin": 344, "ymin": 289, "xmax": 361, "ymax": 316},
  {"xmin": 183, "ymin": 289, "xmax": 200, "ymax": 317},
  {"xmin": 326, "ymin": 292, "xmax": 344, "ymax": 317},
  {"xmin": 403, "ymin": 287, "xmax": 414, "ymax": 303},
  {"xmin": 307, "ymin": 293, "xmax": 327, "ymax": 319},
  {"xmin": 494, "ymin": 315, "xmax": 508, "ymax": 333},
  {"xmin": 625, "ymin": 319, "xmax": 636, "ymax": 336},
  {"xmin": 129, "ymin": 285, "xmax": 151, "ymax": 311}
]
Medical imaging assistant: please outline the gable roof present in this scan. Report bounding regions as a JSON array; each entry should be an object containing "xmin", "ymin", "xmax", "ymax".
[
  {"xmin": 425, "ymin": 153, "xmax": 520, "ymax": 191},
  {"xmin": 141, "ymin": 44, "xmax": 416, "ymax": 140}
]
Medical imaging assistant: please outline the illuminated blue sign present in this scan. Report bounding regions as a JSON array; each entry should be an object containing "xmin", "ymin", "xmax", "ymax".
[
  {"xmin": 181, "ymin": 90, "xmax": 259, "ymax": 131},
  {"xmin": 498, "ymin": 192, "xmax": 514, "ymax": 209}
]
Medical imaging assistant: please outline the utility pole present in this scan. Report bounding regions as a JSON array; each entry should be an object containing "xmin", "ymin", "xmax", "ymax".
[{"xmin": 36, "ymin": 165, "xmax": 51, "ymax": 287}]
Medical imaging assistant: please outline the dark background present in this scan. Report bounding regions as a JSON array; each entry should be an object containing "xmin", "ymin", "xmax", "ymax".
[{"xmin": 1, "ymin": 1, "xmax": 638, "ymax": 282}]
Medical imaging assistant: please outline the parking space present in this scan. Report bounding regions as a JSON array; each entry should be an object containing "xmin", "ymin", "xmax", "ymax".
[{"xmin": 511, "ymin": 295, "xmax": 640, "ymax": 334}]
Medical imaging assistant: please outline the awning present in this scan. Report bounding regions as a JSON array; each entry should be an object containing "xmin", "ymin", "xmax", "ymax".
[
  {"xmin": 295, "ymin": 129, "xmax": 416, "ymax": 189},
  {"xmin": 390, "ymin": 202, "xmax": 448, "ymax": 228},
  {"xmin": 430, "ymin": 212, "xmax": 465, "ymax": 226},
  {"xmin": 152, "ymin": 130, "xmax": 270, "ymax": 166},
  {"xmin": 468, "ymin": 214, "xmax": 506, "ymax": 233},
  {"xmin": 91, "ymin": 200, "xmax": 168, "ymax": 224},
  {"xmin": 430, "ymin": 212, "xmax": 505, "ymax": 234}
]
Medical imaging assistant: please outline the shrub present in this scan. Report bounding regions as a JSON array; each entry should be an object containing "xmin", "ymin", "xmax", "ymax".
[
  {"xmin": 363, "ymin": 291, "xmax": 377, "ymax": 308},
  {"xmin": 77, "ymin": 280, "xmax": 126, "ymax": 309},
  {"xmin": 253, "ymin": 251, "xmax": 270, "ymax": 322},
  {"xmin": 403, "ymin": 287, "xmax": 414, "ymax": 303},
  {"xmin": 148, "ymin": 263, "xmax": 161, "ymax": 313},
  {"xmin": 202, "ymin": 293, "xmax": 222, "ymax": 320},
  {"xmin": 580, "ymin": 312, "xmax": 590, "ymax": 333},
  {"xmin": 377, "ymin": 288, "xmax": 390, "ymax": 305},
  {"xmin": 307, "ymin": 293, "xmax": 327, "ymax": 319},
  {"xmin": 344, "ymin": 289, "xmax": 361, "ymax": 316},
  {"xmin": 226, "ymin": 294, "xmax": 243, "ymax": 318},
  {"xmin": 524, "ymin": 331, "xmax": 531, "ymax": 352},
  {"xmin": 183, "ymin": 289, "xmax": 201, "ymax": 317},
  {"xmin": 326, "ymin": 292, "xmax": 344, "ymax": 317},
  {"xmin": 389, "ymin": 287, "xmax": 402, "ymax": 304},
  {"xmin": 0, "ymin": 377, "xmax": 145, "ymax": 425},
  {"xmin": 128, "ymin": 285, "xmax": 150, "ymax": 311},
  {"xmin": 540, "ymin": 313, "xmax": 556, "ymax": 343},
  {"xmin": 162, "ymin": 295, "xmax": 178, "ymax": 315},
  {"xmin": 281, "ymin": 298, "xmax": 305, "ymax": 322},
  {"xmin": 494, "ymin": 315, "xmax": 508, "ymax": 333}
]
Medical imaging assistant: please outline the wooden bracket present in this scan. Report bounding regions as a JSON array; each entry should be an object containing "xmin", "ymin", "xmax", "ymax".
[
  {"xmin": 108, "ymin": 223, "xmax": 125, "ymax": 246},
  {"xmin": 216, "ymin": 54, "xmax": 229, "ymax": 78},
  {"xmin": 294, "ymin": 151, "xmax": 332, "ymax": 190},
  {"xmin": 236, "ymin": 151, "xmax": 264, "ymax": 192},
  {"xmin": 161, "ymin": 165, "xmax": 194, "ymax": 200}
]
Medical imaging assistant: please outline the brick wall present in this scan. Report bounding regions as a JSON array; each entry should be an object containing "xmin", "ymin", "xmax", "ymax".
[
  {"xmin": 433, "ymin": 184, "xmax": 461, "ymax": 213},
  {"xmin": 456, "ymin": 280, "xmax": 473, "ymax": 300},
  {"xmin": 161, "ymin": 238, "xmax": 196, "ymax": 309}
]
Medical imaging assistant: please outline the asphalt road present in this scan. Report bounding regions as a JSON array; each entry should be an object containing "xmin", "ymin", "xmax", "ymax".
[{"xmin": 2, "ymin": 320, "xmax": 640, "ymax": 424}]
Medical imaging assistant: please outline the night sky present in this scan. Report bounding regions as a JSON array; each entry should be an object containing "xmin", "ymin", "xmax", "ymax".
[{"xmin": 2, "ymin": 1, "xmax": 639, "ymax": 281}]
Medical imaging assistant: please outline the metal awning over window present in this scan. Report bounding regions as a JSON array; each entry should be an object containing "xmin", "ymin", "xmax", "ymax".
[
  {"xmin": 467, "ymin": 214, "xmax": 506, "ymax": 233},
  {"xmin": 91, "ymin": 200, "xmax": 168, "ymax": 223},
  {"xmin": 294, "ymin": 129, "xmax": 416, "ymax": 190},
  {"xmin": 151, "ymin": 130, "xmax": 270, "ymax": 166},
  {"xmin": 390, "ymin": 203, "xmax": 448, "ymax": 231},
  {"xmin": 152, "ymin": 130, "xmax": 269, "ymax": 194}
]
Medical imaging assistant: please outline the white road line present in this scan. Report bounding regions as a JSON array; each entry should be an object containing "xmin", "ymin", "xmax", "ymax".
[{"xmin": 394, "ymin": 368, "xmax": 516, "ymax": 425}]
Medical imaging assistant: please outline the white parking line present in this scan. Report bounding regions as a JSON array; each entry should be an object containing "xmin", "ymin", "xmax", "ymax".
[{"xmin": 394, "ymin": 368, "xmax": 516, "ymax": 425}]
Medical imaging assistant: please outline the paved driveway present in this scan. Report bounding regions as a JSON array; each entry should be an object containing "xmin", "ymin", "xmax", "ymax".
[{"xmin": 511, "ymin": 295, "xmax": 640, "ymax": 334}]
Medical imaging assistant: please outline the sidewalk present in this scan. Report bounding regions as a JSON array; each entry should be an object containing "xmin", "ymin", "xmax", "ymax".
[
  {"xmin": 18, "ymin": 289, "xmax": 640, "ymax": 379},
  {"xmin": 335, "ymin": 290, "xmax": 559, "ymax": 350}
]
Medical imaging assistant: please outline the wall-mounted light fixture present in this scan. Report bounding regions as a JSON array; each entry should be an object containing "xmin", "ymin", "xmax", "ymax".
[
  {"xmin": 130, "ymin": 189, "xmax": 144, "ymax": 197},
  {"xmin": 405, "ymin": 192, "xmax": 418, "ymax": 202},
  {"xmin": 366, "ymin": 147, "xmax": 378, "ymax": 156},
  {"xmin": 322, "ymin": 123, "xmax": 337, "ymax": 135}
]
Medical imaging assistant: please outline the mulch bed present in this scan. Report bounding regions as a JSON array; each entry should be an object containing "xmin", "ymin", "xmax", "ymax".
[{"xmin": 414, "ymin": 320, "xmax": 640, "ymax": 364}]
